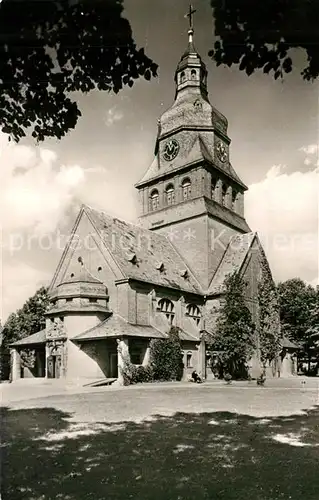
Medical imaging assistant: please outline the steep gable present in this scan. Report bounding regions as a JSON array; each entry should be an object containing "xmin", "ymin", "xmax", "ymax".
[
  {"xmin": 208, "ymin": 232, "xmax": 257, "ymax": 294},
  {"xmin": 208, "ymin": 232, "xmax": 276, "ymax": 296},
  {"xmin": 49, "ymin": 207, "xmax": 124, "ymax": 292}
]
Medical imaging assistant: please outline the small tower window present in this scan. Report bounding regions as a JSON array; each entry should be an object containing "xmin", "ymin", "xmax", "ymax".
[
  {"xmin": 232, "ymin": 190, "xmax": 237, "ymax": 211},
  {"xmin": 222, "ymin": 184, "xmax": 227, "ymax": 206},
  {"xmin": 165, "ymin": 184, "xmax": 175, "ymax": 206},
  {"xmin": 150, "ymin": 189, "xmax": 159, "ymax": 211},
  {"xmin": 180, "ymin": 71, "xmax": 186, "ymax": 83},
  {"xmin": 211, "ymin": 180, "xmax": 216, "ymax": 200},
  {"xmin": 182, "ymin": 178, "xmax": 191, "ymax": 200},
  {"xmin": 158, "ymin": 298, "xmax": 175, "ymax": 324},
  {"xmin": 186, "ymin": 304, "xmax": 201, "ymax": 326},
  {"xmin": 191, "ymin": 69, "xmax": 197, "ymax": 80}
]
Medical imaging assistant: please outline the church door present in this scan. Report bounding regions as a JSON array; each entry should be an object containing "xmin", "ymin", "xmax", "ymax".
[
  {"xmin": 55, "ymin": 355, "xmax": 62, "ymax": 379},
  {"xmin": 47, "ymin": 355, "xmax": 62, "ymax": 379},
  {"xmin": 47, "ymin": 356, "xmax": 54, "ymax": 378}
]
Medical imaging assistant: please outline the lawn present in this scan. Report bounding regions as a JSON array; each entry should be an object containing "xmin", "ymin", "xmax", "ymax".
[{"xmin": 1, "ymin": 381, "xmax": 319, "ymax": 499}]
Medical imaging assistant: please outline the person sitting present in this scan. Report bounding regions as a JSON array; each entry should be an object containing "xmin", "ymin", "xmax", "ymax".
[{"xmin": 191, "ymin": 370, "xmax": 202, "ymax": 383}]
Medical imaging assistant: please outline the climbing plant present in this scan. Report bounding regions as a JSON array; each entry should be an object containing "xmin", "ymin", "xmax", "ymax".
[
  {"xmin": 20, "ymin": 349, "xmax": 36, "ymax": 369},
  {"xmin": 257, "ymin": 259, "xmax": 282, "ymax": 368}
]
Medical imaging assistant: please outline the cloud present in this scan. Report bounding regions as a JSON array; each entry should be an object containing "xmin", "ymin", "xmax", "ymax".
[
  {"xmin": 299, "ymin": 144, "xmax": 318, "ymax": 156},
  {"xmin": 0, "ymin": 134, "xmax": 137, "ymax": 321},
  {"xmin": 246, "ymin": 154, "xmax": 318, "ymax": 284},
  {"xmin": 0, "ymin": 260, "xmax": 51, "ymax": 321},
  {"xmin": 104, "ymin": 106, "xmax": 124, "ymax": 127},
  {"xmin": 299, "ymin": 144, "xmax": 319, "ymax": 167},
  {"xmin": 0, "ymin": 136, "xmax": 86, "ymax": 235}
]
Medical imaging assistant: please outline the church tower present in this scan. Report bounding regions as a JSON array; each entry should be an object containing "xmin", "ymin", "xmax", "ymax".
[{"xmin": 135, "ymin": 9, "xmax": 251, "ymax": 289}]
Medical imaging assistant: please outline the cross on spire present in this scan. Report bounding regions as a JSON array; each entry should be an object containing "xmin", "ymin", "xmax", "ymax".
[{"xmin": 186, "ymin": 4, "xmax": 196, "ymax": 31}]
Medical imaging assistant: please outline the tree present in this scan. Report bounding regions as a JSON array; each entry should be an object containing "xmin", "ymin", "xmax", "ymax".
[
  {"xmin": 277, "ymin": 278, "xmax": 316, "ymax": 344},
  {"xmin": 306, "ymin": 291, "xmax": 319, "ymax": 339},
  {"xmin": 0, "ymin": 0, "xmax": 157, "ymax": 142},
  {"xmin": 257, "ymin": 260, "xmax": 281, "ymax": 369},
  {"xmin": 210, "ymin": 0, "xmax": 319, "ymax": 81},
  {"xmin": 1, "ymin": 286, "xmax": 49, "ymax": 379},
  {"xmin": 305, "ymin": 289, "xmax": 319, "ymax": 361},
  {"xmin": 210, "ymin": 272, "xmax": 255, "ymax": 379},
  {"xmin": 1, "ymin": 286, "xmax": 49, "ymax": 348}
]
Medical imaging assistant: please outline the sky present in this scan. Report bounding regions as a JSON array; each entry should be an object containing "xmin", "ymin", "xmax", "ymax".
[{"xmin": 0, "ymin": 0, "xmax": 318, "ymax": 322}]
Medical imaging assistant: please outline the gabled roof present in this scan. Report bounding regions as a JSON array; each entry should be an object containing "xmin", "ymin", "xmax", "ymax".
[
  {"xmin": 84, "ymin": 205, "xmax": 202, "ymax": 294},
  {"xmin": 208, "ymin": 232, "xmax": 257, "ymax": 295},
  {"xmin": 10, "ymin": 329, "xmax": 47, "ymax": 347}
]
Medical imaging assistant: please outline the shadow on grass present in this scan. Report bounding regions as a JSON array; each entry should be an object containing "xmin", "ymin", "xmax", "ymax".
[{"xmin": 1, "ymin": 405, "xmax": 319, "ymax": 500}]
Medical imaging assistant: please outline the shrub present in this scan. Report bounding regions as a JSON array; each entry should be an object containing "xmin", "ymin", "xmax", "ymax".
[
  {"xmin": 130, "ymin": 365, "xmax": 154, "ymax": 384},
  {"xmin": 150, "ymin": 327, "xmax": 184, "ymax": 381},
  {"xmin": 120, "ymin": 346, "xmax": 154, "ymax": 385}
]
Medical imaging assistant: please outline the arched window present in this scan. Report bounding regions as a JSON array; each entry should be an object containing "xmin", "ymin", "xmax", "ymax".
[
  {"xmin": 158, "ymin": 298, "xmax": 175, "ymax": 324},
  {"xmin": 186, "ymin": 304, "xmax": 201, "ymax": 326},
  {"xmin": 180, "ymin": 71, "xmax": 186, "ymax": 83},
  {"xmin": 186, "ymin": 352, "xmax": 193, "ymax": 368},
  {"xmin": 232, "ymin": 190, "xmax": 237, "ymax": 211},
  {"xmin": 182, "ymin": 178, "xmax": 192, "ymax": 200},
  {"xmin": 221, "ymin": 184, "xmax": 227, "ymax": 206},
  {"xmin": 191, "ymin": 69, "xmax": 197, "ymax": 80},
  {"xmin": 165, "ymin": 184, "xmax": 175, "ymax": 206},
  {"xmin": 150, "ymin": 189, "xmax": 159, "ymax": 211}
]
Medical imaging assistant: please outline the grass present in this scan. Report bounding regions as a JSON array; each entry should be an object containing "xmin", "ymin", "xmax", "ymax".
[{"xmin": 1, "ymin": 383, "xmax": 319, "ymax": 499}]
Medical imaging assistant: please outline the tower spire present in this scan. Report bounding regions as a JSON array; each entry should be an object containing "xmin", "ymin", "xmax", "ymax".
[{"xmin": 186, "ymin": 4, "xmax": 196, "ymax": 44}]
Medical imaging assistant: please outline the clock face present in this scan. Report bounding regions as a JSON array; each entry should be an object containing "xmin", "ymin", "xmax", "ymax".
[
  {"xmin": 216, "ymin": 141, "xmax": 228, "ymax": 163},
  {"xmin": 163, "ymin": 139, "xmax": 180, "ymax": 161}
]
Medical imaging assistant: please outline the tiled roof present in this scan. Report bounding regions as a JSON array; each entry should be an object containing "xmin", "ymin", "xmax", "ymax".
[
  {"xmin": 205, "ymin": 198, "xmax": 251, "ymax": 233},
  {"xmin": 73, "ymin": 314, "xmax": 199, "ymax": 343},
  {"xmin": 84, "ymin": 205, "xmax": 202, "ymax": 294},
  {"xmin": 72, "ymin": 314, "xmax": 167, "ymax": 341},
  {"xmin": 178, "ymin": 330, "xmax": 199, "ymax": 342},
  {"xmin": 10, "ymin": 329, "xmax": 47, "ymax": 347},
  {"xmin": 60, "ymin": 267, "xmax": 101, "ymax": 285},
  {"xmin": 282, "ymin": 337, "xmax": 300, "ymax": 349},
  {"xmin": 208, "ymin": 232, "xmax": 256, "ymax": 295}
]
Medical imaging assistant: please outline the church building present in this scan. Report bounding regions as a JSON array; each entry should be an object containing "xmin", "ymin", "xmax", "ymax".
[{"xmin": 10, "ymin": 21, "xmax": 289, "ymax": 384}]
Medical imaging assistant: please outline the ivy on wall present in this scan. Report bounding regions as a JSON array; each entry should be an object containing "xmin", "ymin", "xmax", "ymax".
[{"xmin": 257, "ymin": 259, "xmax": 282, "ymax": 368}]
